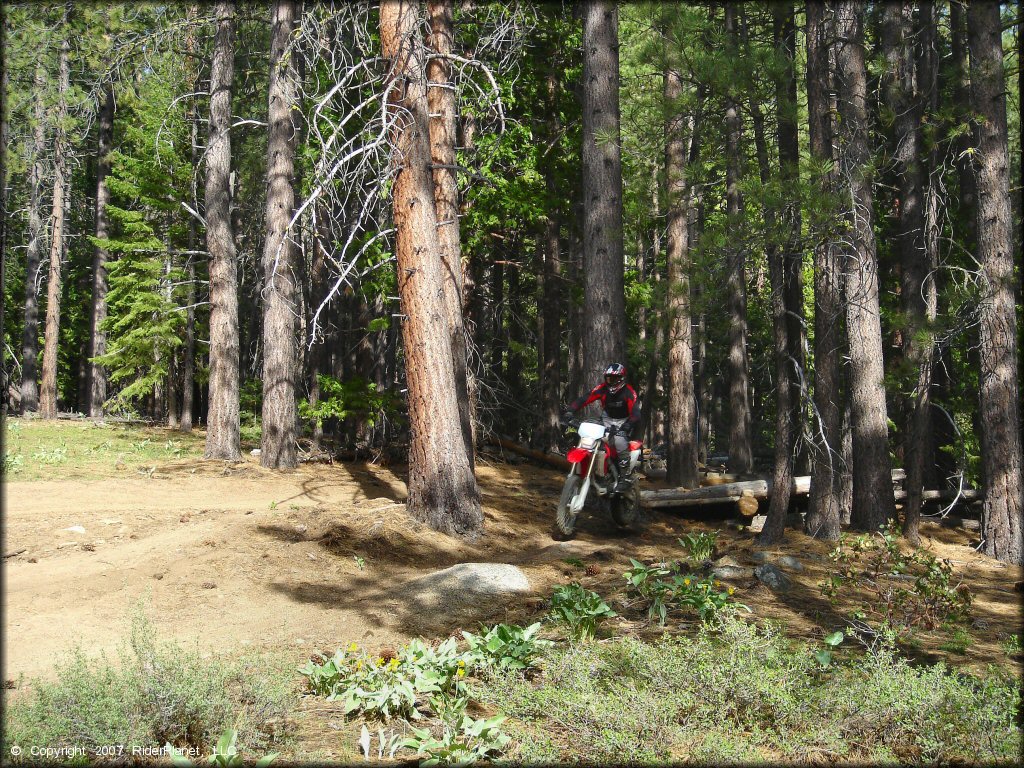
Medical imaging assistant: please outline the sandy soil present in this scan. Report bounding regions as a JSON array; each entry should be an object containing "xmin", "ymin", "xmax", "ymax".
[{"xmin": 4, "ymin": 449, "xmax": 1021, "ymax": 685}]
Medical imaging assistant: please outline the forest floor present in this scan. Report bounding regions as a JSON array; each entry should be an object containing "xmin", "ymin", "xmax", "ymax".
[{"xmin": 4, "ymin": 419, "xmax": 1022, "ymax": 761}]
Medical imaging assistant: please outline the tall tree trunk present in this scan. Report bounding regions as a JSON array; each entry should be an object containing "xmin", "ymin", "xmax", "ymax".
[
  {"xmin": 19, "ymin": 61, "xmax": 47, "ymax": 414},
  {"xmin": 834, "ymin": 0, "xmax": 896, "ymax": 531},
  {"xmin": 204, "ymin": 0, "xmax": 241, "ymax": 460},
  {"xmin": 380, "ymin": 0, "xmax": 482, "ymax": 538},
  {"xmin": 179, "ymin": 4, "xmax": 200, "ymax": 434},
  {"xmin": 426, "ymin": 0, "xmax": 475, "ymax": 467},
  {"xmin": 581, "ymin": 0, "xmax": 626, "ymax": 389},
  {"xmin": 89, "ymin": 83, "xmax": 115, "ymax": 417},
  {"xmin": 805, "ymin": 0, "xmax": 843, "ymax": 540},
  {"xmin": 664, "ymin": 59, "xmax": 698, "ymax": 489},
  {"xmin": 260, "ymin": 0, "xmax": 301, "ymax": 468},
  {"xmin": 538, "ymin": 65, "xmax": 562, "ymax": 453},
  {"xmin": 884, "ymin": 0, "xmax": 938, "ymax": 544},
  {"xmin": 724, "ymin": 1, "xmax": 752, "ymax": 475},
  {"xmin": 968, "ymin": 0, "xmax": 1023, "ymax": 564},
  {"xmin": 39, "ymin": 28, "xmax": 71, "ymax": 420}
]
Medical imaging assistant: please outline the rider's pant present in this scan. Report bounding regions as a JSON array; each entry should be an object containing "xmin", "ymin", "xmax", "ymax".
[{"xmin": 601, "ymin": 416, "xmax": 630, "ymax": 462}]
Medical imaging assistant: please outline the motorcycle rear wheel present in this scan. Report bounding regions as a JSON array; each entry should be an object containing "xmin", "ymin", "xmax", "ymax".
[
  {"xmin": 556, "ymin": 474, "xmax": 584, "ymax": 535},
  {"xmin": 610, "ymin": 480, "xmax": 640, "ymax": 528}
]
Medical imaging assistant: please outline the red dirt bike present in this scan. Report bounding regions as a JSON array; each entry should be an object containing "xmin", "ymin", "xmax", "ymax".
[{"xmin": 556, "ymin": 419, "xmax": 642, "ymax": 535}]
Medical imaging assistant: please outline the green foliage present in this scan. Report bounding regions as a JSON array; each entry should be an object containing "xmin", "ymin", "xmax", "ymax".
[
  {"xmin": 820, "ymin": 521, "xmax": 973, "ymax": 638},
  {"xmin": 814, "ymin": 630, "xmax": 846, "ymax": 667},
  {"xmin": 461, "ymin": 623, "xmax": 551, "ymax": 672},
  {"xmin": 677, "ymin": 531, "xmax": 719, "ymax": 562},
  {"xmin": 400, "ymin": 713, "xmax": 510, "ymax": 768},
  {"xmin": 2, "ymin": 611, "xmax": 294, "ymax": 760},
  {"xmin": 298, "ymin": 375, "xmax": 404, "ymax": 433},
  {"xmin": 623, "ymin": 558, "xmax": 749, "ymax": 625},
  {"xmin": 299, "ymin": 638, "xmax": 472, "ymax": 721},
  {"xmin": 547, "ymin": 583, "xmax": 617, "ymax": 641},
  {"xmin": 477, "ymin": 616, "xmax": 1022, "ymax": 765}
]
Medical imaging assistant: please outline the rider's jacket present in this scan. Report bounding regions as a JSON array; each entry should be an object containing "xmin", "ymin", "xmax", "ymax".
[{"xmin": 568, "ymin": 383, "xmax": 641, "ymax": 429}]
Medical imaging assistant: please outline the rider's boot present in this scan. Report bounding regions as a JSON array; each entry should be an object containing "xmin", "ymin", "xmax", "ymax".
[{"xmin": 614, "ymin": 455, "xmax": 632, "ymax": 492}]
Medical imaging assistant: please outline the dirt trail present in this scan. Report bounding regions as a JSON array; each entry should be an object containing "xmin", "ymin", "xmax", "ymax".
[{"xmin": 4, "ymin": 454, "xmax": 1021, "ymax": 684}]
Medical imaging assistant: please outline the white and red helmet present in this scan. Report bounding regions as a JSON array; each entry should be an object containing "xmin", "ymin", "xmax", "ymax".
[{"xmin": 604, "ymin": 363, "xmax": 627, "ymax": 394}]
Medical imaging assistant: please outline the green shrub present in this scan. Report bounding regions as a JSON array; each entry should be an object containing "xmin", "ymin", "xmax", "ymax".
[
  {"xmin": 475, "ymin": 616, "xmax": 1021, "ymax": 765},
  {"xmin": 461, "ymin": 622, "xmax": 551, "ymax": 672},
  {"xmin": 3, "ymin": 613, "xmax": 294, "ymax": 761},
  {"xmin": 547, "ymin": 583, "xmax": 616, "ymax": 641},
  {"xmin": 677, "ymin": 530, "xmax": 718, "ymax": 562}
]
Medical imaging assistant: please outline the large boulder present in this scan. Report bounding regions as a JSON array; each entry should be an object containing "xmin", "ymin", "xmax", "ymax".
[{"xmin": 404, "ymin": 563, "xmax": 531, "ymax": 609}]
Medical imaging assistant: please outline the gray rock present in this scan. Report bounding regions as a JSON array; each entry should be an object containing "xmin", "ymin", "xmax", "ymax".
[
  {"xmin": 776, "ymin": 555, "xmax": 804, "ymax": 572},
  {"xmin": 754, "ymin": 564, "xmax": 792, "ymax": 592},
  {"xmin": 712, "ymin": 565, "xmax": 754, "ymax": 581},
  {"xmin": 750, "ymin": 551, "xmax": 773, "ymax": 565},
  {"xmin": 405, "ymin": 563, "xmax": 531, "ymax": 608},
  {"xmin": 713, "ymin": 555, "xmax": 742, "ymax": 569}
]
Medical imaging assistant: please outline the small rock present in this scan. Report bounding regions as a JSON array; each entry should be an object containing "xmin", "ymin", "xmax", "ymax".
[
  {"xmin": 179, "ymin": 513, "xmax": 191, "ymax": 523},
  {"xmin": 65, "ymin": 525, "xmax": 87, "ymax": 535},
  {"xmin": 776, "ymin": 555, "xmax": 803, "ymax": 572},
  {"xmin": 153, "ymin": 573, "xmax": 164, "ymax": 580},
  {"xmin": 294, "ymin": 524, "xmax": 308, "ymax": 535},
  {"xmin": 751, "ymin": 551, "xmax": 773, "ymax": 564},
  {"xmin": 201, "ymin": 581, "xmax": 216, "ymax": 589},
  {"xmin": 748, "ymin": 515, "xmax": 767, "ymax": 534},
  {"xmin": 754, "ymin": 564, "xmax": 792, "ymax": 592},
  {"xmin": 100, "ymin": 518, "xmax": 122, "ymax": 526},
  {"xmin": 56, "ymin": 542, "xmax": 78, "ymax": 549},
  {"xmin": 713, "ymin": 555, "xmax": 742, "ymax": 569},
  {"xmin": 81, "ymin": 543, "xmax": 96, "ymax": 552},
  {"xmin": 307, "ymin": 553, "xmax": 317, "ymax": 561},
  {"xmin": 712, "ymin": 565, "xmax": 754, "ymax": 581},
  {"xmin": 28, "ymin": 557, "xmax": 38, "ymax": 563},
  {"xmin": 251, "ymin": 448, "xmax": 262, "ymax": 456}
]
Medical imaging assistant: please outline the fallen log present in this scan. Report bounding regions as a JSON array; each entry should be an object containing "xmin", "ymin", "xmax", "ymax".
[
  {"xmin": 641, "ymin": 476, "xmax": 811, "ymax": 508},
  {"xmin": 642, "ymin": 471, "xmax": 977, "ymax": 510},
  {"xmin": 488, "ymin": 436, "xmax": 571, "ymax": 471}
]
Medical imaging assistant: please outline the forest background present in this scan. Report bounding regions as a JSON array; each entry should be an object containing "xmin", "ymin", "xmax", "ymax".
[{"xmin": 1, "ymin": 0, "xmax": 1021, "ymax": 561}]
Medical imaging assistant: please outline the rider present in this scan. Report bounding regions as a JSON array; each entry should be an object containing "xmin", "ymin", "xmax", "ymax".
[{"xmin": 562, "ymin": 363, "xmax": 641, "ymax": 491}]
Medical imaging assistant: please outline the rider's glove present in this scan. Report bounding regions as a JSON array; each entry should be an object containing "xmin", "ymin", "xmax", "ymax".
[{"xmin": 560, "ymin": 411, "xmax": 574, "ymax": 426}]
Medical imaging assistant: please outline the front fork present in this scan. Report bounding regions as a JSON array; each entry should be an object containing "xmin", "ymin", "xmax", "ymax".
[{"xmin": 568, "ymin": 450, "xmax": 601, "ymax": 515}]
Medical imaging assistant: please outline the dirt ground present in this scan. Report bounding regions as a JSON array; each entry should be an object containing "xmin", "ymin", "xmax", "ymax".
[{"xmin": 4, "ymin": 430, "xmax": 1022, "ymax": 692}]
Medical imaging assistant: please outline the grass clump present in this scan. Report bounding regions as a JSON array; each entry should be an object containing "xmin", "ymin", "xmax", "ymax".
[
  {"xmin": 476, "ymin": 615, "xmax": 1022, "ymax": 765},
  {"xmin": 3, "ymin": 612, "xmax": 295, "ymax": 762}
]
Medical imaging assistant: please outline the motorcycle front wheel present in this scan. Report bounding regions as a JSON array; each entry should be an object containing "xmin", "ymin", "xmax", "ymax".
[
  {"xmin": 610, "ymin": 480, "xmax": 640, "ymax": 528},
  {"xmin": 556, "ymin": 474, "xmax": 584, "ymax": 535}
]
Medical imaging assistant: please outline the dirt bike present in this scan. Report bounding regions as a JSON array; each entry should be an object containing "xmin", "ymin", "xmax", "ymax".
[{"xmin": 556, "ymin": 419, "xmax": 642, "ymax": 535}]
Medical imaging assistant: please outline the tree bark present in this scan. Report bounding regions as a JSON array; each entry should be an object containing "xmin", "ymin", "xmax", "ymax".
[
  {"xmin": 380, "ymin": 0, "xmax": 483, "ymax": 538},
  {"xmin": 834, "ymin": 0, "xmax": 896, "ymax": 531},
  {"xmin": 883, "ymin": 0, "xmax": 939, "ymax": 544},
  {"xmin": 663, "ymin": 57, "xmax": 698, "ymax": 489},
  {"xmin": 39, "ymin": 28, "xmax": 71, "ymax": 420},
  {"xmin": 0, "ymin": 40, "xmax": 8, "ymax": 414},
  {"xmin": 581, "ymin": 0, "xmax": 626, "ymax": 390},
  {"xmin": 805, "ymin": 0, "xmax": 842, "ymax": 541},
  {"xmin": 724, "ymin": 1, "xmax": 752, "ymax": 475},
  {"xmin": 426, "ymin": 0, "xmax": 475, "ymax": 467},
  {"xmin": 88, "ymin": 83, "xmax": 115, "ymax": 417},
  {"xmin": 968, "ymin": 0, "xmax": 1023, "ymax": 564},
  {"xmin": 19, "ymin": 61, "xmax": 47, "ymax": 414},
  {"xmin": 260, "ymin": 0, "xmax": 301, "ymax": 468},
  {"xmin": 538, "ymin": 63, "xmax": 562, "ymax": 453},
  {"xmin": 204, "ymin": 0, "xmax": 241, "ymax": 460}
]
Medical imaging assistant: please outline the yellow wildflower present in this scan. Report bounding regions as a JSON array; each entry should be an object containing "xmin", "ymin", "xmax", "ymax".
[
  {"xmin": 457, "ymin": 659, "xmax": 466, "ymax": 668},
  {"xmin": 375, "ymin": 657, "xmax": 384, "ymax": 667},
  {"xmin": 457, "ymin": 668, "xmax": 466, "ymax": 678},
  {"xmin": 683, "ymin": 578, "xmax": 691, "ymax": 586},
  {"xmin": 348, "ymin": 642, "xmax": 359, "ymax": 653},
  {"xmin": 388, "ymin": 658, "xmax": 400, "ymax": 671},
  {"xmin": 727, "ymin": 587, "xmax": 735, "ymax": 595},
  {"xmin": 355, "ymin": 660, "xmax": 363, "ymax": 671}
]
